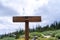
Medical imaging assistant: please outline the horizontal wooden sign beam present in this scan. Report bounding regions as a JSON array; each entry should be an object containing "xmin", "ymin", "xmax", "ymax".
[{"xmin": 13, "ymin": 16, "xmax": 41, "ymax": 22}]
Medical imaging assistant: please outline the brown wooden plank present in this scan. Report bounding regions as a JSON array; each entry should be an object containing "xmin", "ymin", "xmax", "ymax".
[
  {"xmin": 13, "ymin": 16, "xmax": 41, "ymax": 22},
  {"xmin": 28, "ymin": 16, "xmax": 41, "ymax": 22},
  {"xmin": 25, "ymin": 20, "xmax": 29, "ymax": 40},
  {"xmin": 13, "ymin": 17, "xmax": 25, "ymax": 22}
]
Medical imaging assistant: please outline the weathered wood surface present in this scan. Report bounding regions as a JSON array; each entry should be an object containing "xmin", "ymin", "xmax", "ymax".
[{"xmin": 13, "ymin": 16, "xmax": 41, "ymax": 22}]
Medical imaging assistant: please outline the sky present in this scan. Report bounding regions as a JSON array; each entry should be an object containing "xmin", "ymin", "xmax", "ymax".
[{"xmin": 0, "ymin": 0, "xmax": 60, "ymax": 34}]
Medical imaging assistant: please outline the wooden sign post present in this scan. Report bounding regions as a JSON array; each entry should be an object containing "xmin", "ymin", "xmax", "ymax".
[{"xmin": 13, "ymin": 16, "xmax": 41, "ymax": 40}]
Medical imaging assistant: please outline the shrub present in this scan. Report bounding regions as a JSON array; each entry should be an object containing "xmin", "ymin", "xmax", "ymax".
[
  {"xmin": 55, "ymin": 33, "xmax": 60, "ymax": 39},
  {"xmin": 29, "ymin": 32, "xmax": 44, "ymax": 38},
  {"xmin": 0, "ymin": 36, "xmax": 3, "ymax": 39},
  {"xmin": 14, "ymin": 31, "xmax": 20, "ymax": 39},
  {"xmin": 51, "ymin": 32, "xmax": 56, "ymax": 37}
]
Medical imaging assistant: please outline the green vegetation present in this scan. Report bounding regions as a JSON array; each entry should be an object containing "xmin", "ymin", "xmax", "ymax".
[
  {"xmin": 0, "ymin": 31, "xmax": 58, "ymax": 40},
  {"xmin": 29, "ymin": 32, "xmax": 44, "ymax": 39},
  {"xmin": 0, "ymin": 21, "xmax": 60, "ymax": 40},
  {"xmin": 0, "ymin": 37, "xmax": 16, "ymax": 40}
]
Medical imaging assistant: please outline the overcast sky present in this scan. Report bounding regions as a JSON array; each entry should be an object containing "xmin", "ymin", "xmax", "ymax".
[{"xmin": 0, "ymin": 0, "xmax": 60, "ymax": 34}]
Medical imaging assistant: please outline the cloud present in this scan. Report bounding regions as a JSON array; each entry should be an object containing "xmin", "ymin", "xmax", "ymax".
[
  {"xmin": 0, "ymin": 0, "xmax": 48, "ymax": 29},
  {"xmin": 0, "ymin": 2, "xmax": 20, "ymax": 34},
  {"xmin": 0, "ymin": 0, "xmax": 48, "ymax": 16},
  {"xmin": 0, "ymin": 17, "xmax": 22, "ymax": 34},
  {"xmin": 0, "ymin": 17, "xmax": 20, "ymax": 29},
  {"xmin": 1, "ymin": 0, "xmax": 59, "ymax": 34},
  {"xmin": 0, "ymin": 3, "xmax": 19, "ymax": 16},
  {"xmin": 34, "ymin": 0, "xmax": 60, "ymax": 26},
  {"xmin": 0, "ymin": 29, "xmax": 17, "ymax": 35}
]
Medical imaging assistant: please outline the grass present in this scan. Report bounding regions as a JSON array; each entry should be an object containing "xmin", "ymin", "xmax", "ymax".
[
  {"xmin": 17, "ymin": 38, "xmax": 25, "ymax": 40},
  {"xmin": 18, "ymin": 37, "xmax": 57, "ymax": 40},
  {"xmin": 39, "ymin": 37, "xmax": 57, "ymax": 40},
  {"xmin": 1, "ymin": 30, "xmax": 60, "ymax": 40},
  {"xmin": 0, "ymin": 37, "xmax": 57, "ymax": 40},
  {"xmin": 0, "ymin": 37, "xmax": 16, "ymax": 40}
]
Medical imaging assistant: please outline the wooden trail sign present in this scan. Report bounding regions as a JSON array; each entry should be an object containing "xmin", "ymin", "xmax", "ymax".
[
  {"xmin": 13, "ymin": 16, "xmax": 41, "ymax": 40},
  {"xmin": 13, "ymin": 16, "xmax": 41, "ymax": 22}
]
